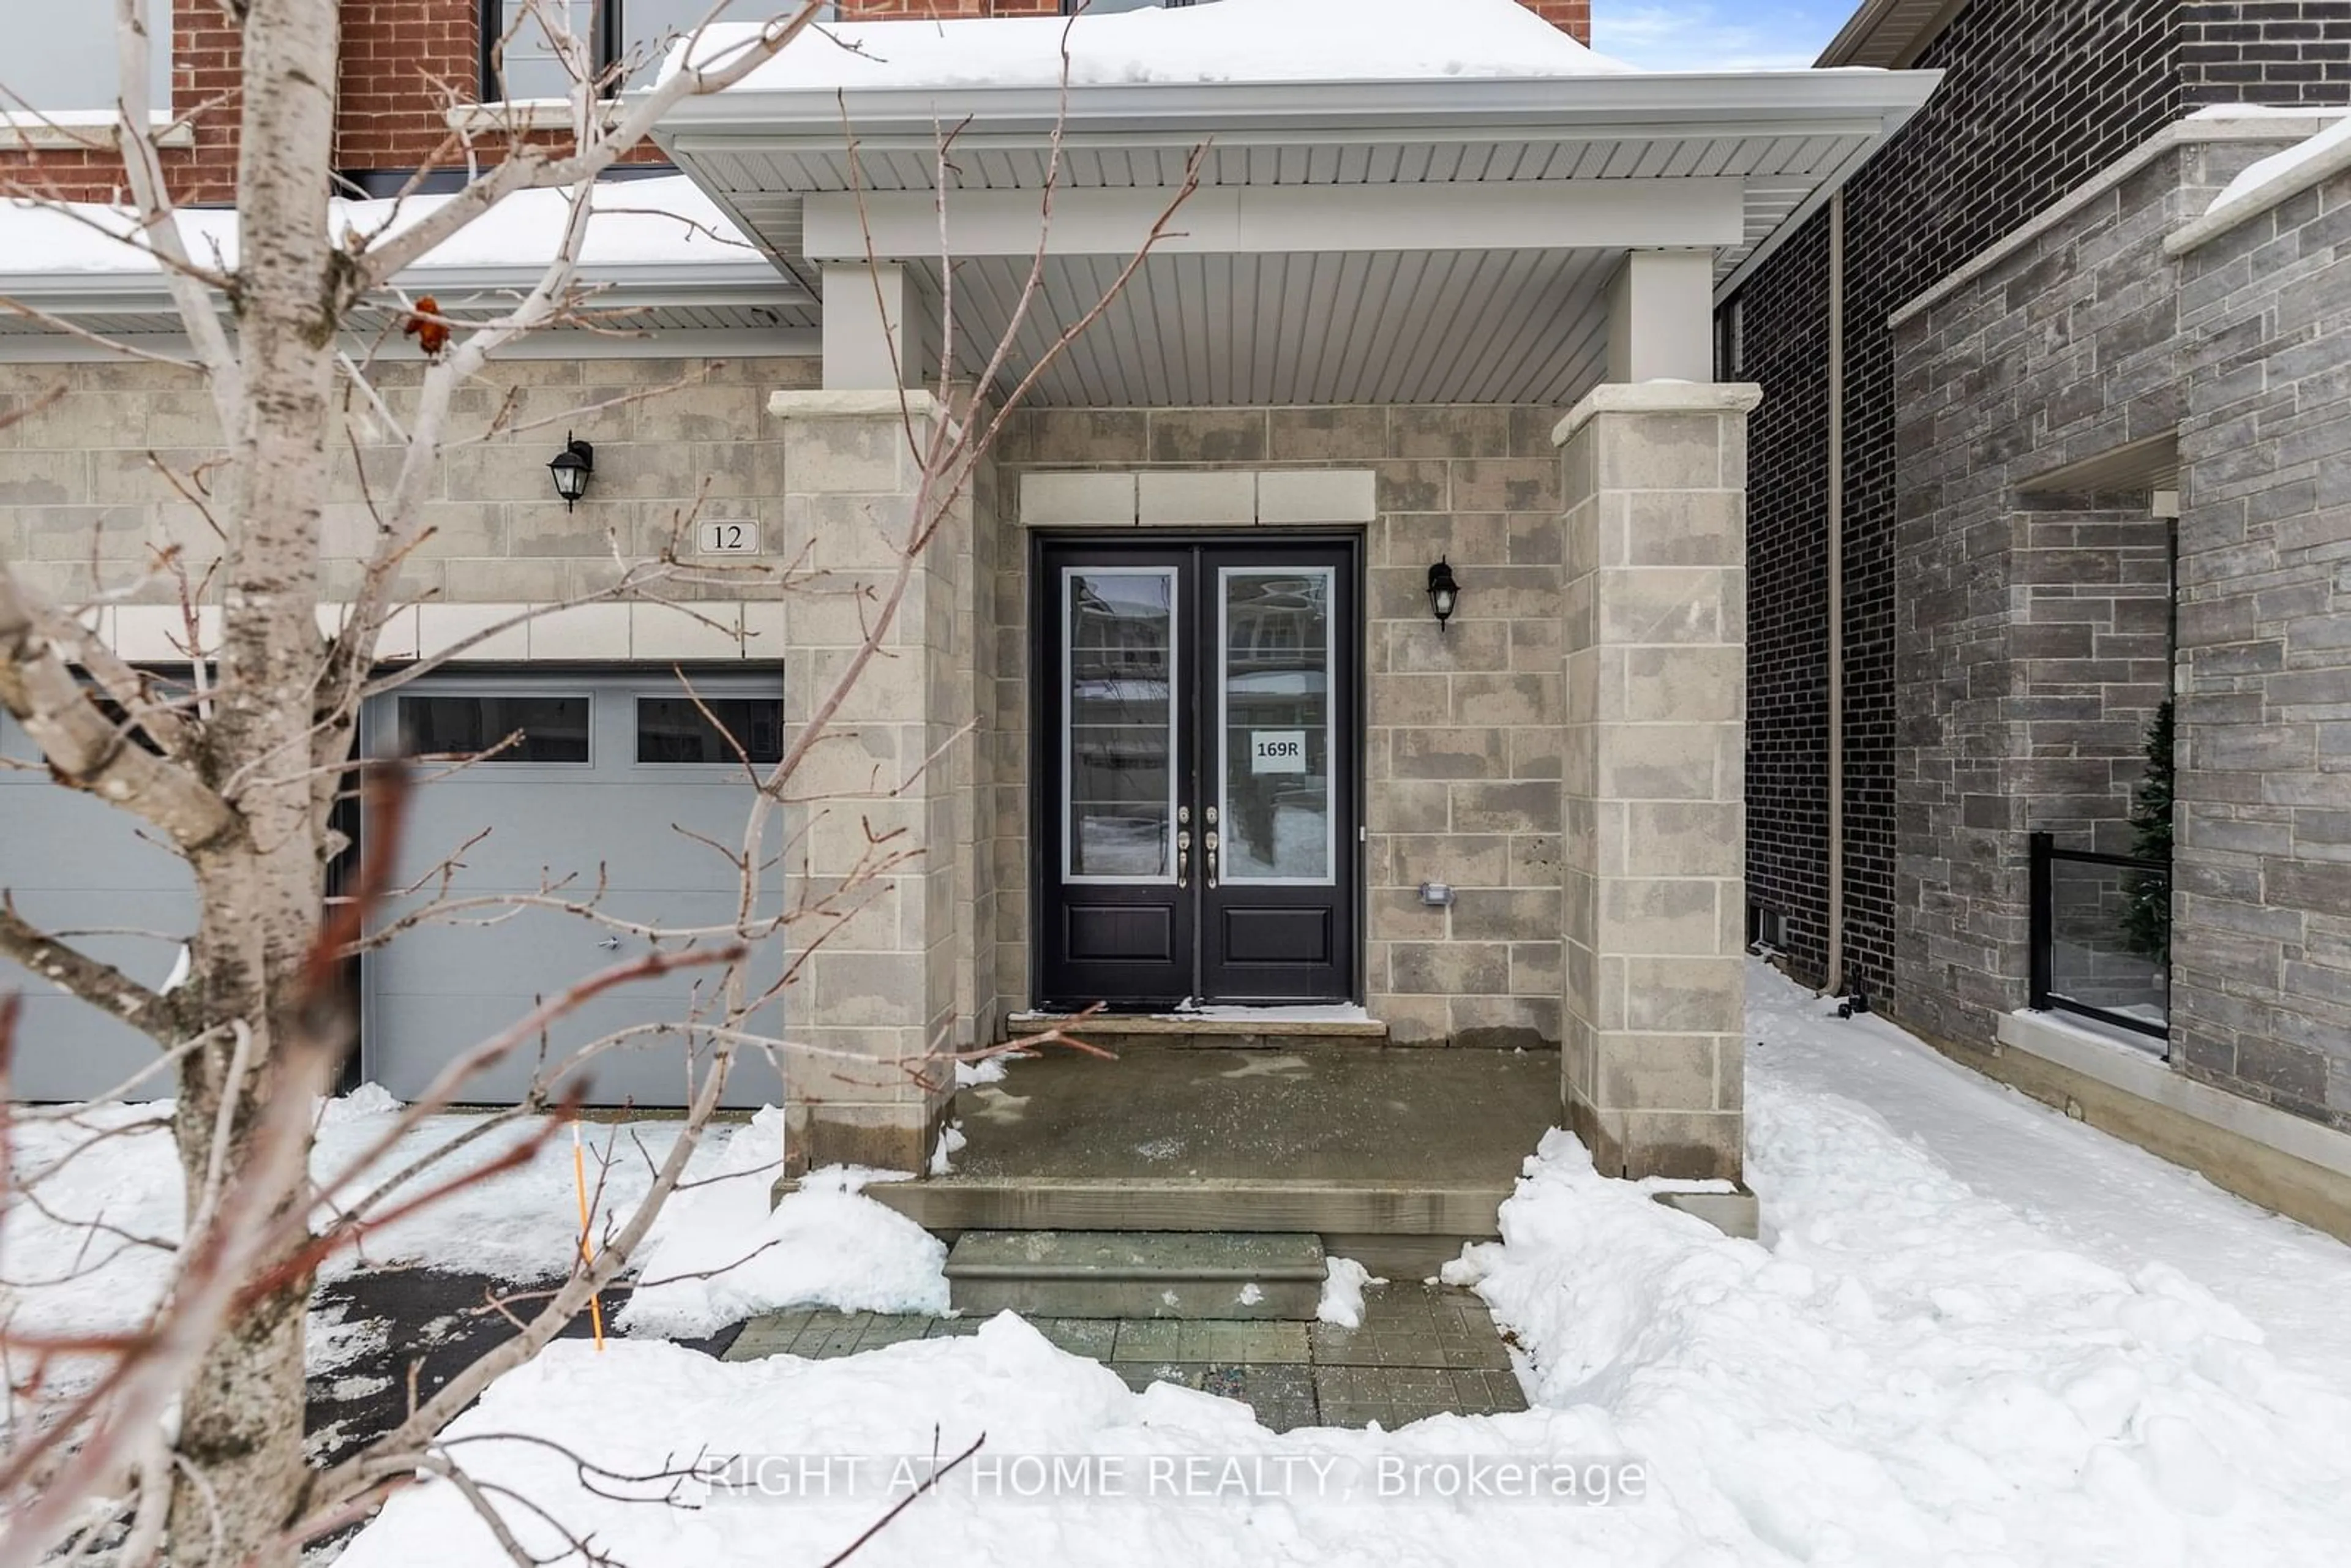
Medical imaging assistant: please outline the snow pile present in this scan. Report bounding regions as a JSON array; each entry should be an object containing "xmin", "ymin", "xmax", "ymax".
[
  {"xmin": 1450, "ymin": 966, "xmax": 2351, "ymax": 1566},
  {"xmin": 2195, "ymin": 112, "xmax": 2351, "ymax": 234},
  {"xmin": 954, "ymin": 1054, "xmax": 1013, "ymax": 1088},
  {"xmin": 335, "ymin": 1318, "xmax": 1677, "ymax": 1568},
  {"xmin": 337, "ymin": 961, "xmax": 2351, "ymax": 1566},
  {"xmin": 681, "ymin": 0, "xmax": 1633, "ymax": 95},
  {"xmin": 620, "ymin": 1111, "xmax": 949, "ymax": 1338},
  {"xmin": 315, "ymin": 1080, "xmax": 403, "ymax": 1127},
  {"xmin": 1315, "ymin": 1256, "xmax": 1382, "ymax": 1328},
  {"xmin": 0, "ymin": 174, "xmax": 753, "ymax": 279}
]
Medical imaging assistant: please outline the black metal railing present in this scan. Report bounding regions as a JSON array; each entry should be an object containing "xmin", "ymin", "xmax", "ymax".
[{"xmin": 2028, "ymin": 831, "xmax": 2170, "ymax": 1045}]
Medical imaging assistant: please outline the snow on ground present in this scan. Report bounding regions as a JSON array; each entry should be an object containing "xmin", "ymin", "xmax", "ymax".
[
  {"xmin": 2, "ymin": 1084, "xmax": 946, "ymax": 1379},
  {"xmin": 620, "ymin": 1109, "xmax": 949, "ymax": 1338},
  {"xmin": 0, "ymin": 1092, "xmax": 727, "ymax": 1345},
  {"xmin": 1744, "ymin": 962, "xmax": 2351, "ymax": 1380},
  {"xmin": 333, "ymin": 959, "xmax": 2351, "ymax": 1567},
  {"xmin": 682, "ymin": 0, "xmax": 1633, "ymax": 96}
]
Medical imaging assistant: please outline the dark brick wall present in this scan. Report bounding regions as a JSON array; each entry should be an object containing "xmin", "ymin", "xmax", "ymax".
[
  {"xmin": 1727, "ymin": 0, "xmax": 2351, "ymax": 1011},
  {"xmin": 1736, "ymin": 212, "xmax": 1834, "ymax": 986},
  {"xmin": 2180, "ymin": 0, "xmax": 2351, "ymax": 99}
]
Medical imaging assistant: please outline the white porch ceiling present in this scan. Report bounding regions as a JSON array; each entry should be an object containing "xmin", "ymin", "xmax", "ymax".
[
  {"xmin": 656, "ymin": 72, "xmax": 1940, "ymax": 406},
  {"xmin": 913, "ymin": 247, "xmax": 1614, "ymax": 408}
]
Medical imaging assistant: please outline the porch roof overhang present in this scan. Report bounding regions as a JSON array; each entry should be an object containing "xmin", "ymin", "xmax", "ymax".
[{"xmin": 653, "ymin": 70, "xmax": 1939, "ymax": 407}]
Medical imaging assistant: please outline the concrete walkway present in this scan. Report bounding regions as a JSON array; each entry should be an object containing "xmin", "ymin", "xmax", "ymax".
[{"xmin": 724, "ymin": 1281, "xmax": 1527, "ymax": 1432}]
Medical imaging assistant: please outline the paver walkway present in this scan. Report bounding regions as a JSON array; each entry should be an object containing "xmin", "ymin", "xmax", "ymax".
[{"xmin": 724, "ymin": 1280, "xmax": 1526, "ymax": 1431}]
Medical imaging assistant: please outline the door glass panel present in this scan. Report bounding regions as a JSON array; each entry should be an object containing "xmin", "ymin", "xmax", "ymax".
[
  {"xmin": 1064, "ymin": 568, "xmax": 1178, "ymax": 882},
  {"xmin": 1219, "ymin": 567, "xmax": 1333, "ymax": 884}
]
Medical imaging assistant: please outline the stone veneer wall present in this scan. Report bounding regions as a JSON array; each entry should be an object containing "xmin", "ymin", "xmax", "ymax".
[
  {"xmin": 768, "ymin": 397, "xmax": 981, "ymax": 1169},
  {"xmin": 1556, "ymin": 386, "xmax": 1755, "ymax": 1183},
  {"xmin": 1892, "ymin": 120, "xmax": 2351, "ymax": 1133},
  {"xmin": 988, "ymin": 405, "xmax": 1569, "ymax": 1048},
  {"xmin": 1888, "ymin": 135, "xmax": 2263, "ymax": 1052},
  {"xmin": 0, "ymin": 353, "xmax": 823, "ymax": 617},
  {"xmin": 2172, "ymin": 157, "xmax": 2351, "ymax": 1133}
]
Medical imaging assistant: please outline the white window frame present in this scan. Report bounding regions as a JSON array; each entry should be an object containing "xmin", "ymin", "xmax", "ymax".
[
  {"xmin": 0, "ymin": 0, "xmax": 181, "ymax": 144},
  {"xmin": 475, "ymin": 0, "xmax": 839, "ymax": 108}
]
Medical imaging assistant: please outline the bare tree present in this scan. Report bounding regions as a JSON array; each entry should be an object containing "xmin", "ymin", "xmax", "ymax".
[{"xmin": 0, "ymin": 3, "xmax": 1192, "ymax": 1562}]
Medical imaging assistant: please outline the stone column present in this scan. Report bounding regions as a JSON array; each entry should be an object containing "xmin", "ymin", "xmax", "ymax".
[
  {"xmin": 768, "ymin": 389, "xmax": 976, "ymax": 1174},
  {"xmin": 1556, "ymin": 382, "xmax": 1759, "ymax": 1200}
]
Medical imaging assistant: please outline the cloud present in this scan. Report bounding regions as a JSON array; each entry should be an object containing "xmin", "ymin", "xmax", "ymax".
[{"xmin": 1592, "ymin": 2, "xmax": 1841, "ymax": 73}]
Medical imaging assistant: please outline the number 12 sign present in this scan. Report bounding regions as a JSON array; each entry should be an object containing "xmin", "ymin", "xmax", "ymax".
[{"xmin": 697, "ymin": 519, "xmax": 760, "ymax": 555}]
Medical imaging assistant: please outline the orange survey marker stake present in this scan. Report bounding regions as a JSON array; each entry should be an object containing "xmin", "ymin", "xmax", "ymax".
[{"xmin": 571, "ymin": 1120, "xmax": 607, "ymax": 1352}]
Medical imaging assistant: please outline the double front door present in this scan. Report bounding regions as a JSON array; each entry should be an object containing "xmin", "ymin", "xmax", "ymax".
[{"xmin": 1037, "ymin": 538, "xmax": 1359, "ymax": 1010}]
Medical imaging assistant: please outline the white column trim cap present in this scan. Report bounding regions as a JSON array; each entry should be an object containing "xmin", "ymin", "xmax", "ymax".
[
  {"xmin": 1554, "ymin": 381, "xmax": 1764, "ymax": 447},
  {"xmin": 767, "ymin": 389, "xmax": 942, "ymax": 421}
]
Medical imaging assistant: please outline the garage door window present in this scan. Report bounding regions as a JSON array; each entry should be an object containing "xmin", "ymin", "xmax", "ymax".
[
  {"xmin": 636, "ymin": 697, "xmax": 784, "ymax": 765},
  {"xmin": 398, "ymin": 694, "xmax": 592, "ymax": 763}
]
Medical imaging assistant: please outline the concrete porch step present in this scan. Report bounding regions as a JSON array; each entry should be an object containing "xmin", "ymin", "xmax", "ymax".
[
  {"xmin": 1005, "ymin": 1010, "xmax": 1387, "ymax": 1046},
  {"xmin": 946, "ymin": 1229, "xmax": 1325, "ymax": 1319},
  {"xmin": 866, "ymin": 1175, "xmax": 1507, "ymax": 1239}
]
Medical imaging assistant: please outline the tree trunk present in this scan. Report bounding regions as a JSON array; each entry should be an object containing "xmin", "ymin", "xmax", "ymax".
[{"xmin": 167, "ymin": 0, "xmax": 345, "ymax": 1560}]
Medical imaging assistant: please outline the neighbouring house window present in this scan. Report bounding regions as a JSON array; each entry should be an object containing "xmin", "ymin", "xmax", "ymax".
[
  {"xmin": 1062, "ymin": 1, "xmax": 1217, "ymax": 12},
  {"xmin": 636, "ymin": 697, "xmax": 785, "ymax": 765},
  {"xmin": 399, "ymin": 695, "xmax": 593, "ymax": 763},
  {"xmin": 0, "ymin": 0, "xmax": 171, "ymax": 114},
  {"xmin": 481, "ymin": 1, "xmax": 838, "ymax": 100}
]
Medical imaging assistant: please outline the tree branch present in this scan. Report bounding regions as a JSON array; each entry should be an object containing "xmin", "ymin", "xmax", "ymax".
[
  {"xmin": 0, "ymin": 568, "xmax": 240, "ymax": 857},
  {"xmin": 111, "ymin": 0, "xmax": 242, "ymax": 420},
  {"xmin": 347, "ymin": 4, "xmax": 825, "ymax": 291},
  {"xmin": 0, "ymin": 898, "xmax": 173, "ymax": 1035}
]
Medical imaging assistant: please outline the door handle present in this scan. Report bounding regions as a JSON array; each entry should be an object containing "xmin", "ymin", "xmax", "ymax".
[
  {"xmin": 1177, "ymin": 829, "xmax": 1191, "ymax": 888},
  {"xmin": 1205, "ymin": 830, "xmax": 1219, "ymax": 889}
]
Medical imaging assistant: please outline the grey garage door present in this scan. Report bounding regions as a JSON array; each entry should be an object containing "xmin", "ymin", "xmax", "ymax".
[
  {"xmin": 359, "ymin": 672, "xmax": 789, "ymax": 1109},
  {"xmin": 0, "ymin": 711, "xmax": 195, "ymax": 1101}
]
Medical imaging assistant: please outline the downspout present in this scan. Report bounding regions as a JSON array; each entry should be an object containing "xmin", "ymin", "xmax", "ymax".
[{"xmin": 1825, "ymin": 190, "xmax": 1847, "ymax": 999}]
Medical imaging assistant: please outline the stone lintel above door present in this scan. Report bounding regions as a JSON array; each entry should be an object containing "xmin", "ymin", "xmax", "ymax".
[{"xmin": 1019, "ymin": 470, "xmax": 1379, "ymax": 529}]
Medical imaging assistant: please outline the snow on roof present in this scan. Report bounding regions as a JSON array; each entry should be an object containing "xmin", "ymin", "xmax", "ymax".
[
  {"xmin": 2188, "ymin": 102, "xmax": 2351, "ymax": 121},
  {"xmin": 2180, "ymin": 110, "xmax": 2351, "ymax": 249},
  {"xmin": 675, "ymin": 0, "xmax": 1633, "ymax": 96},
  {"xmin": 0, "ymin": 174, "xmax": 757, "ymax": 280}
]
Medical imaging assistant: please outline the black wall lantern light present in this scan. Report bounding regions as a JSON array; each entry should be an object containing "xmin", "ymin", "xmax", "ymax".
[
  {"xmin": 1427, "ymin": 557, "xmax": 1461, "ymax": 627},
  {"xmin": 547, "ymin": 434, "xmax": 594, "ymax": 510}
]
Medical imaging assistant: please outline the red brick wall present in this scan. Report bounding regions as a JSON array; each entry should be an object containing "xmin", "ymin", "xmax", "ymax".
[
  {"xmin": 337, "ymin": 0, "xmax": 479, "ymax": 173},
  {"xmin": 0, "ymin": 0, "xmax": 1593, "ymax": 201},
  {"xmin": 1517, "ymin": 0, "xmax": 1592, "ymax": 43},
  {"xmin": 836, "ymin": 1, "xmax": 1592, "ymax": 42}
]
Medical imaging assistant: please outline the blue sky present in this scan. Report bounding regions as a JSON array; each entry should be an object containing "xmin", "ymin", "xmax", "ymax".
[{"xmin": 1591, "ymin": 1, "xmax": 1853, "ymax": 72}]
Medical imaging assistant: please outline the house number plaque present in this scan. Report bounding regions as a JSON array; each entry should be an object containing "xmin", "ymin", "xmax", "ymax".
[{"xmin": 697, "ymin": 519, "xmax": 762, "ymax": 555}]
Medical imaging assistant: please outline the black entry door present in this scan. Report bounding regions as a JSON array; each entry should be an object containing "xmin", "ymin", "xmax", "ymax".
[{"xmin": 1036, "ymin": 537, "xmax": 1358, "ymax": 1010}]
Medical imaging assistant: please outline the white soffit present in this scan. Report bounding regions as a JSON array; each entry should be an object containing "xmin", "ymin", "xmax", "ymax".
[
  {"xmin": 654, "ymin": 72, "xmax": 1936, "ymax": 405},
  {"xmin": 911, "ymin": 247, "xmax": 1616, "ymax": 408}
]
